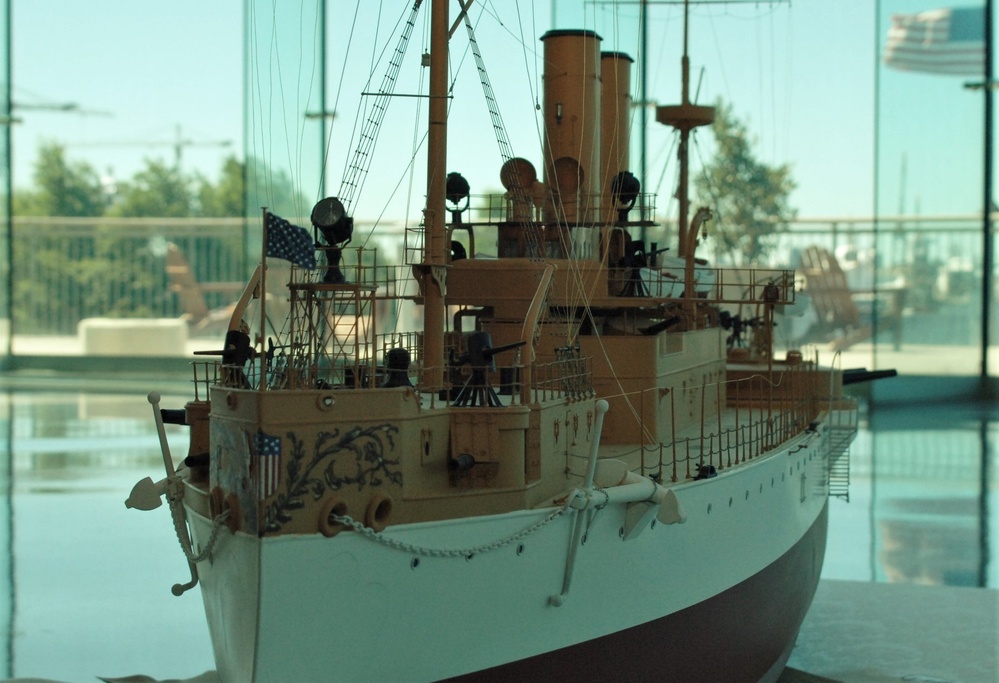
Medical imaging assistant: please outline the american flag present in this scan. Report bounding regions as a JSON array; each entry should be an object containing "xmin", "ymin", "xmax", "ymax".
[
  {"xmin": 884, "ymin": 7, "xmax": 984, "ymax": 76},
  {"xmin": 254, "ymin": 430, "xmax": 282, "ymax": 501},
  {"xmin": 265, "ymin": 212, "xmax": 317, "ymax": 269}
]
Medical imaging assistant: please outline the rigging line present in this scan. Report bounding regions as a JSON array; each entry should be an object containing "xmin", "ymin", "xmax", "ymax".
[
  {"xmin": 293, "ymin": 0, "xmax": 322, "ymax": 218},
  {"xmin": 370, "ymin": 0, "xmax": 385, "ymax": 80},
  {"xmin": 337, "ymin": 3, "xmax": 414, "ymax": 205},
  {"xmin": 269, "ymin": 0, "xmax": 301, "ymax": 213},
  {"xmin": 509, "ymin": 0, "xmax": 547, "ymax": 257},
  {"xmin": 402, "ymin": 4, "xmax": 430, "ymax": 243},
  {"xmin": 246, "ymin": 1, "xmax": 264, "ymax": 203},
  {"xmin": 358, "ymin": 39, "xmax": 429, "ymax": 254},
  {"xmin": 478, "ymin": 0, "xmax": 538, "ymax": 56},
  {"xmin": 264, "ymin": 2, "xmax": 281, "ymax": 206},
  {"xmin": 459, "ymin": 2, "xmax": 538, "ymax": 253},
  {"xmin": 767, "ymin": 4, "xmax": 776, "ymax": 163},
  {"xmin": 653, "ymin": 131, "xmax": 680, "ymax": 202},
  {"xmin": 705, "ymin": 8, "xmax": 731, "ymax": 110},
  {"xmin": 535, "ymin": 18, "xmax": 596, "ymax": 315},
  {"xmin": 250, "ymin": 1, "xmax": 272, "ymax": 206},
  {"xmin": 271, "ymin": 2, "xmax": 292, "ymax": 208},
  {"xmin": 337, "ymin": 4, "xmax": 405, "ymax": 186},
  {"xmin": 691, "ymin": 128, "xmax": 741, "ymax": 265},
  {"xmin": 461, "ymin": 1, "xmax": 541, "ymax": 254},
  {"xmin": 530, "ymin": 1, "xmax": 540, "ymax": 108},
  {"xmin": 755, "ymin": 3, "xmax": 764, "ymax": 161},
  {"xmin": 398, "ymin": 6, "xmax": 428, "ymax": 244},
  {"xmin": 377, "ymin": 128, "xmax": 429, "ymax": 331},
  {"xmin": 449, "ymin": 0, "xmax": 488, "ymax": 82},
  {"xmin": 337, "ymin": 0, "xmax": 422, "ymax": 214},
  {"xmin": 319, "ymin": 1, "xmax": 363, "ymax": 204},
  {"xmin": 514, "ymin": 1, "xmax": 545, "ymax": 159},
  {"xmin": 780, "ymin": 2, "xmax": 792, "ymax": 167}
]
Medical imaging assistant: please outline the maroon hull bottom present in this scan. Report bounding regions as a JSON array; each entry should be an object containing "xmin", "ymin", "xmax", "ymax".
[{"xmin": 453, "ymin": 502, "xmax": 828, "ymax": 683}]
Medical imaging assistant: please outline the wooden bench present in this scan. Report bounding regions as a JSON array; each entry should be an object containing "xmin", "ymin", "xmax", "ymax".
[
  {"xmin": 166, "ymin": 242, "xmax": 241, "ymax": 332},
  {"xmin": 799, "ymin": 245, "xmax": 904, "ymax": 351}
]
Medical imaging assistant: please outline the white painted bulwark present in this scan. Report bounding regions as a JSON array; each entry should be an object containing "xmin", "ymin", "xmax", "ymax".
[
  {"xmin": 188, "ymin": 418, "xmax": 833, "ymax": 682},
  {"xmin": 78, "ymin": 317, "xmax": 188, "ymax": 356}
]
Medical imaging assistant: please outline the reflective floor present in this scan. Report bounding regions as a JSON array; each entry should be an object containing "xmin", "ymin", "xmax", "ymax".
[
  {"xmin": 823, "ymin": 399, "xmax": 998, "ymax": 590},
  {"xmin": 0, "ymin": 387, "xmax": 995, "ymax": 680}
]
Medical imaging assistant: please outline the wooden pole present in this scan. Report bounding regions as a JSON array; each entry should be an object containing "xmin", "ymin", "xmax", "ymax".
[
  {"xmin": 260, "ymin": 207, "xmax": 268, "ymax": 390},
  {"xmin": 982, "ymin": 0, "xmax": 994, "ymax": 381},
  {"xmin": 422, "ymin": 0, "xmax": 448, "ymax": 388}
]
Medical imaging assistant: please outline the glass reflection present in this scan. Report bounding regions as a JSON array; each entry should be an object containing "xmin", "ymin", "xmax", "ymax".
[
  {"xmin": 825, "ymin": 401, "xmax": 997, "ymax": 589},
  {"xmin": 0, "ymin": 389, "xmax": 213, "ymax": 681},
  {"xmin": 0, "ymin": 389, "xmax": 993, "ymax": 679}
]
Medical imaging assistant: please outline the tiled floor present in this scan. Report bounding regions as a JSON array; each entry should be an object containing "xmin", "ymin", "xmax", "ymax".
[{"xmin": 786, "ymin": 580, "xmax": 998, "ymax": 683}]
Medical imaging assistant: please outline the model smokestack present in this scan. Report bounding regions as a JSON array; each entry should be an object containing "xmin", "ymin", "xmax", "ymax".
[
  {"xmin": 540, "ymin": 29, "xmax": 602, "ymax": 229},
  {"xmin": 600, "ymin": 51, "xmax": 634, "ymax": 220}
]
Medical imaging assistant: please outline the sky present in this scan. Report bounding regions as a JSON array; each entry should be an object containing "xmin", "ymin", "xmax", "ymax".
[
  {"xmin": 9, "ymin": 1, "xmax": 990, "ymax": 223},
  {"xmin": 12, "ymin": 1, "xmax": 243, "ymax": 192}
]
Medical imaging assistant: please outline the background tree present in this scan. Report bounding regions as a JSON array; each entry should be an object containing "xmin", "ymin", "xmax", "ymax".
[
  {"xmin": 14, "ymin": 142, "xmax": 106, "ymax": 216},
  {"xmin": 693, "ymin": 100, "xmax": 796, "ymax": 265},
  {"xmin": 198, "ymin": 155, "xmax": 244, "ymax": 217},
  {"xmin": 10, "ymin": 146, "xmax": 316, "ymax": 332},
  {"xmin": 246, "ymin": 155, "xmax": 311, "ymax": 219},
  {"xmin": 12, "ymin": 143, "xmax": 109, "ymax": 331},
  {"xmin": 109, "ymin": 158, "xmax": 193, "ymax": 217}
]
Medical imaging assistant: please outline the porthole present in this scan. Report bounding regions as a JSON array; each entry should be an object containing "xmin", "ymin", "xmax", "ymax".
[{"xmin": 516, "ymin": 544, "xmax": 525, "ymax": 556}]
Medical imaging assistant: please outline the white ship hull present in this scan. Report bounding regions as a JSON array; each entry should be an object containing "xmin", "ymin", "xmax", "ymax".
[{"xmin": 188, "ymin": 412, "xmax": 842, "ymax": 682}]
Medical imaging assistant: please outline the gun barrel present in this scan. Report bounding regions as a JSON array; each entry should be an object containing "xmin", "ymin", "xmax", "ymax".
[
  {"xmin": 842, "ymin": 368, "xmax": 898, "ymax": 385},
  {"xmin": 483, "ymin": 340, "xmax": 528, "ymax": 358}
]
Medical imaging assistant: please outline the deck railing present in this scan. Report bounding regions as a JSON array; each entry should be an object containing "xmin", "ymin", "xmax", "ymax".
[{"xmin": 633, "ymin": 401, "xmax": 815, "ymax": 483}]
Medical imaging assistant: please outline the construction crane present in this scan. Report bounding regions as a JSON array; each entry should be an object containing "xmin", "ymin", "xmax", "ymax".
[
  {"xmin": 0, "ymin": 99, "xmax": 113, "ymax": 126},
  {"xmin": 68, "ymin": 124, "xmax": 233, "ymax": 168}
]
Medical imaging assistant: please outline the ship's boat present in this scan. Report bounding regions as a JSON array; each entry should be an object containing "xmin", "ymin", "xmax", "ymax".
[{"xmin": 127, "ymin": 2, "xmax": 867, "ymax": 681}]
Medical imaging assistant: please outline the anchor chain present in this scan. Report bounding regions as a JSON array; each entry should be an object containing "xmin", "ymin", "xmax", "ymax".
[
  {"xmin": 170, "ymin": 494, "xmax": 230, "ymax": 564},
  {"xmin": 330, "ymin": 505, "xmax": 568, "ymax": 558}
]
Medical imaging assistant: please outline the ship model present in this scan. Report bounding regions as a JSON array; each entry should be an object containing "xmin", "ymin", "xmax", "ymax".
[{"xmin": 127, "ymin": 1, "xmax": 869, "ymax": 680}]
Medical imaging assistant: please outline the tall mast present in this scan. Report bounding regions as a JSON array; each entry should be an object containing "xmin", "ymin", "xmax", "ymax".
[
  {"xmin": 655, "ymin": 0, "xmax": 714, "ymax": 312},
  {"xmin": 422, "ymin": 0, "xmax": 449, "ymax": 386}
]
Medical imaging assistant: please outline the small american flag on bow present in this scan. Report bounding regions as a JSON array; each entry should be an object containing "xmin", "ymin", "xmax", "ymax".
[
  {"xmin": 265, "ymin": 212, "xmax": 317, "ymax": 269},
  {"xmin": 254, "ymin": 430, "xmax": 282, "ymax": 501}
]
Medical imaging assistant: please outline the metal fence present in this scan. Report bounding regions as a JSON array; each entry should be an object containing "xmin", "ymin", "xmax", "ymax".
[
  {"xmin": 12, "ymin": 216, "xmax": 247, "ymax": 335},
  {"xmin": 8, "ymin": 213, "xmax": 995, "ymax": 342}
]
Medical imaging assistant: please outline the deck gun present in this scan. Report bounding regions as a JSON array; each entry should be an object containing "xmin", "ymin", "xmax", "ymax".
[{"xmin": 842, "ymin": 368, "xmax": 898, "ymax": 385}]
